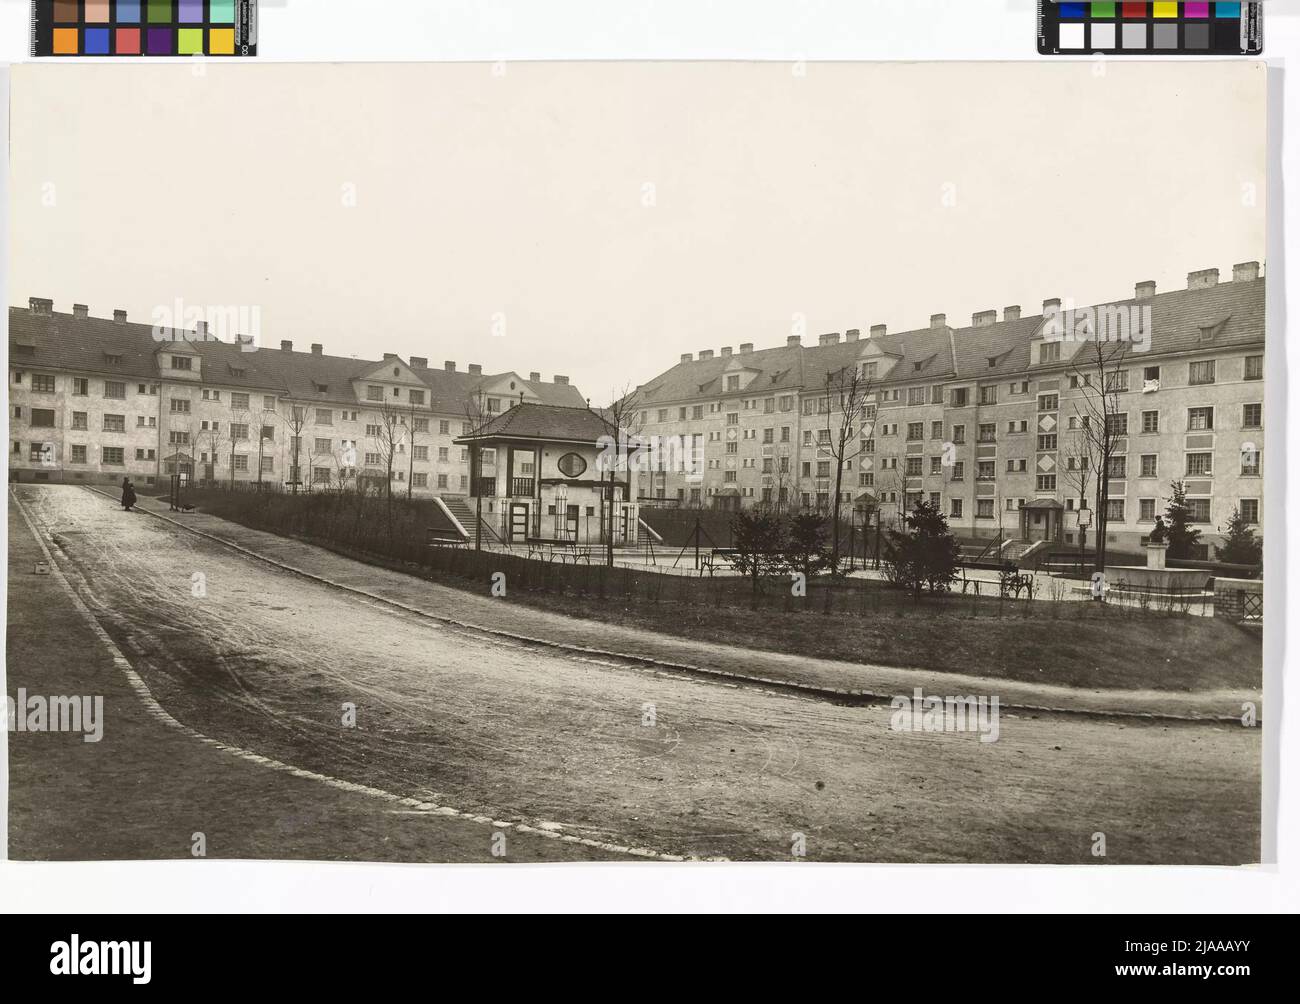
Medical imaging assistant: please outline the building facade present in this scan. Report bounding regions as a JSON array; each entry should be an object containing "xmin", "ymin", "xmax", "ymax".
[
  {"xmin": 630, "ymin": 264, "xmax": 1266, "ymax": 555},
  {"xmin": 8, "ymin": 299, "xmax": 585, "ymax": 499}
]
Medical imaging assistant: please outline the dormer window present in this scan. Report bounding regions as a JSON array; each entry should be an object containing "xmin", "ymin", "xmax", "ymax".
[
  {"xmin": 103, "ymin": 352, "xmax": 122, "ymax": 365},
  {"xmin": 172, "ymin": 355, "xmax": 193, "ymax": 370},
  {"xmin": 726, "ymin": 375, "xmax": 740, "ymax": 391},
  {"xmin": 229, "ymin": 366, "xmax": 246, "ymax": 378},
  {"xmin": 313, "ymin": 381, "xmax": 329, "ymax": 393}
]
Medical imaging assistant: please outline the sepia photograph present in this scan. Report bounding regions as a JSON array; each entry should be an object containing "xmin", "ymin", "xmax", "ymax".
[{"xmin": 5, "ymin": 56, "xmax": 1267, "ymax": 873}]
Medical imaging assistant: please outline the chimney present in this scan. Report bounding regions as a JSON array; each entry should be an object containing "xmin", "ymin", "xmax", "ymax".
[
  {"xmin": 468, "ymin": 363, "xmax": 482, "ymax": 375},
  {"xmin": 195, "ymin": 320, "xmax": 209, "ymax": 338},
  {"xmin": 553, "ymin": 375, "xmax": 569, "ymax": 385},
  {"xmin": 1042, "ymin": 297, "xmax": 1061, "ymax": 314},
  {"xmin": 972, "ymin": 309, "xmax": 997, "ymax": 327},
  {"xmin": 72, "ymin": 303, "xmax": 89, "ymax": 319},
  {"xmin": 680, "ymin": 353, "xmax": 693, "ymax": 364},
  {"xmin": 1187, "ymin": 268, "xmax": 1220, "ymax": 290},
  {"xmin": 930, "ymin": 313, "xmax": 946, "ymax": 329},
  {"xmin": 1134, "ymin": 281, "xmax": 1156, "ymax": 300},
  {"xmin": 444, "ymin": 360, "xmax": 456, "ymax": 372},
  {"xmin": 280, "ymin": 340, "xmax": 293, "ymax": 352},
  {"xmin": 1003, "ymin": 305, "xmax": 1021, "ymax": 322},
  {"xmin": 699, "ymin": 349, "xmax": 714, "ymax": 360},
  {"xmin": 529, "ymin": 371, "xmax": 540, "ymax": 382},
  {"xmin": 787, "ymin": 335, "xmax": 801, "ymax": 347},
  {"xmin": 720, "ymin": 346, "xmax": 733, "ymax": 357},
  {"xmin": 1233, "ymin": 261, "xmax": 1261, "ymax": 283},
  {"xmin": 113, "ymin": 309, "xmax": 127, "ymax": 325},
  {"xmin": 818, "ymin": 333, "xmax": 841, "ymax": 346},
  {"xmin": 870, "ymin": 324, "xmax": 886, "ymax": 339},
  {"xmin": 313, "ymin": 344, "xmax": 326, "ymax": 356},
  {"xmin": 28, "ymin": 297, "xmax": 52, "ymax": 315},
  {"xmin": 739, "ymin": 343, "xmax": 754, "ymax": 354},
  {"xmin": 845, "ymin": 329, "xmax": 860, "ymax": 342}
]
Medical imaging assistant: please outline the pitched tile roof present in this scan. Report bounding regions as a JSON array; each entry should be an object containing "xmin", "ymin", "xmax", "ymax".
[
  {"xmin": 8, "ymin": 303, "xmax": 588, "ymax": 411},
  {"xmin": 634, "ymin": 273, "xmax": 1265, "ymax": 402},
  {"xmin": 457, "ymin": 403, "xmax": 616, "ymax": 444}
]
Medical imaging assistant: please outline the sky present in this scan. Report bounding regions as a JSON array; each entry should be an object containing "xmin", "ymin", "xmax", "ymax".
[{"xmin": 8, "ymin": 60, "xmax": 1266, "ymax": 406}]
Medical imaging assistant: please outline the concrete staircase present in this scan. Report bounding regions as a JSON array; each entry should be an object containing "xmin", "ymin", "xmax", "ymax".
[{"xmin": 440, "ymin": 495, "xmax": 503, "ymax": 545}]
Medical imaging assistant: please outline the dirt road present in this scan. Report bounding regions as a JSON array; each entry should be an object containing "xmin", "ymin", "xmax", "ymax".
[{"xmin": 10, "ymin": 485, "xmax": 1261, "ymax": 863}]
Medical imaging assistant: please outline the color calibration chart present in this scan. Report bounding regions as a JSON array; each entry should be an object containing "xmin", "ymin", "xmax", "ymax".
[
  {"xmin": 31, "ymin": 1, "xmax": 257, "ymax": 56},
  {"xmin": 1039, "ymin": 2, "xmax": 1262, "ymax": 54}
]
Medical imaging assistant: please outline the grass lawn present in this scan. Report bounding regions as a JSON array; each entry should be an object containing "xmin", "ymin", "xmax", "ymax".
[{"xmin": 159, "ymin": 487, "xmax": 1263, "ymax": 693}]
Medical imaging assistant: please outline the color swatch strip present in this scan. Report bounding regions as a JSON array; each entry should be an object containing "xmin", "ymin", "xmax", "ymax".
[
  {"xmin": 1039, "ymin": 1, "xmax": 1262, "ymax": 54},
  {"xmin": 31, "ymin": 1, "xmax": 257, "ymax": 56}
]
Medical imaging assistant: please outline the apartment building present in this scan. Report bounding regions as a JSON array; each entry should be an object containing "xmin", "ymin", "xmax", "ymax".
[
  {"xmin": 8, "ymin": 299, "xmax": 585, "ymax": 498},
  {"xmin": 630, "ymin": 264, "xmax": 1265, "ymax": 555}
]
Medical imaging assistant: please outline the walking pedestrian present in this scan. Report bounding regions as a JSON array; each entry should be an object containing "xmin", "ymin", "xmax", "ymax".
[{"xmin": 121, "ymin": 477, "xmax": 137, "ymax": 512}]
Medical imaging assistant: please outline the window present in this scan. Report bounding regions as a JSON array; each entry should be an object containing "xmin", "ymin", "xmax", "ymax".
[
  {"xmin": 438, "ymin": 447, "xmax": 449, "ymax": 462},
  {"xmin": 1240, "ymin": 499, "xmax": 1259, "ymax": 524},
  {"xmin": 314, "ymin": 438, "xmax": 332, "ymax": 454},
  {"xmin": 1141, "ymin": 410, "xmax": 1159, "ymax": 434},
  {"xmin": 978, "ymin": 423, "xmax": 996, "ymax": 443},
  {"xmin": 1187, "ymin": 499, "xmax": 1211, "ymax": 523},
  {"xmin": 233, "ymin": 455, "xmax": 249, "ymax": 472},
  {"xmin": 907, "ymin": 387, "xmax": 927, "ymax": 406},
  {"xmin": 230, "ymin": 423, "xmax": 249, "ymax": 440},
  {"xmin": 1242, "ymin": 403, "xmax": 1262, "ymax": 429},
  {"xmin": 1039, "ymin": 342, "xmax": 1061, "ymax": 364},
  {"xmin": 1106, "ymin": 499, "xmax": 1125, "ymax": 523},
  {"xmin": 104, "ymin": 381, "xmax": 126, "ymax": 399},
  {"xmin": 32, "ymin": 373, "xmax": 55, "ymax": 393},
  {"xmin": 1143, "ymin": 365, "xmax": 1160, "ymax": 384},
  {"xmin": 170, "ymin": 398, "xmax": 191, "ymax": 414},
  {"xmin": 726, "ymin": 375, "xmax": 740, "ymax": 392},
  {"xmin": 1140, "ymin": 454, "xmax": 1157, "ymax": 478},
  {"xmin": 1036, "ymin": 474, "xmax": 1056, "ymax": 491},
  {"xmin": 1185, "ymin": 452, "xmax": 1213, "ymax": 476},
  {"xmin": 261, "ymin": 456, "xmax": 274, "ymax": 473},
  {"xmin": 1038, "ymin": 394, "xmax": 1058, "ymax": 411},
  {"xmin": 315, "ymin": 409, "xmax": 333, "ymax": 425},
  {"xmin": 264, "ymin": 396, "xmax": 277, "ymax": 411},
  {"xmin": 929, "ymin": 456, "xmax": 943, "ymax": 475},
  {"xmin": 976, "ymin": 499, "xmax": 994, "ymax": 519},
  {"xmin": 1037, "ymin": 434, "xmax": 1057, "ymax": 451},
  {"xmin": 977, "ymin": 461, "xmax": 995, "ymax": 481},
  {"xmin": 171, "ymin": 355, "xmax": 192, "ymax": 370},
  {"xmin": 1006, "ymin": 459, "xmax": 1027, "ymax": 473},
  {"xmin": 102, "ymin": 414, "xmax": 125, "ymax": 433},
  {"xmin": 950, "ymin": 461, "xmax": 965, "ymax": 481},
  {"xmin": 1139, "ymin": 499, "xmax": 1156, "ymax": 522},
  {"xmin": 437, "ymin": 474, "xmax": 449, "ymax": 489},
  {"xmin": 1188, "ymin": 360, "xmax": 1216, "ymax": 385},
  {"xmin": 1105, "ymin": 414, "xmax": 1129, "ymax": 436},
  {"xmin": 950, "ymin": 388, "xmax": 969, "ymax": 408},
  {"xmin": 409, "ymin": 390, "xmax": 425, "ymax": 406},
  {"xmin": 413, "ymin": 445, "xmax": 428, "ymax": 461},
  {"xmin": 1244, "ymin": 355, "xmax": 1263, "ymax": 381},
  {"xmin": 367, "ymin": 385, "xmax": 383, "ymax": 401},
  {"xmin": 70, "ymin": 445, "xmax": 87, "ymax": 464},
  {"xmin": 907, "ymin": 422, "xmax": 924, "ymax": 441},
  {"xmin": 950, "ymin": 499, "xmax": 963, "ymax": 518},
  {"xmin": 71, "ymin": 412, "xmax": 88, "ymax": 430},
  {"xmin": 1187, "ymin": 407, "xmax": 1214, "ymax": 431},
  {"xmin": 313, "ymin": 467, "xmax": 332, "ymax": 484},
  {"xmin": 978, "ymin": 384, "xmax": 997, "ymax": 406},
  {"xmin": 1007, "ymin": 420, "xmax": 1027, "ymax": 434},
  {"xmin": 410, "ymin": 472, "xmax": 428, "ymax": 488},
  {"xmin": 951, "ymin": 425, "xmax": 965, "ymax": 445},
  {"xmin": 1241, "ymin": 448, "xmax": 1260, "ymax": 477},
  {"xmin": 438, "ymin": 420, "xmax": 450, "ymax": 435},
  {"xmin": 261, "ymin": 425, "xmax": 274, "ymax": 442},
  {"xmin": 928, "ymin": 420, "xmax": 942, "ymax": 440},
  {"xmin": 1104, "ymin": 370, "xmax": 1129, "ymax": 394},
  {"xmin": 1106, "ymin": 456, "xmax": 1126, "ymax": 479},
  {"xmin": 487, "ymin": 398, "xmax": 502, "ymax": 413},
  {"xmin": 905, "ymin": 457, "xmax": 922, "ymax": 477},
  {"xmin": 231, "ymin": 393, "xmax": 250, "ymax": 410},
  {"xmin": 72, "ymin": 377, "xmax": 88, "ymax": 395},
  {"xmin": 168, "ymin": 431, "xmax": 190, "ymax": 446},
  {"xmin": 102, "ymin": 447, "xmax": 124, "ymax": 466}
]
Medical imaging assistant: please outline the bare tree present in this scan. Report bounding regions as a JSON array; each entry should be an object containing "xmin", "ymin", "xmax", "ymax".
[
  {"xmin": 405, "ymin": 402, "xmax": 425, "ymax": 500},
  {"xmin": 1066, "ymin": 337, "xmax": 1130, "ymax": 571},
  {"xmin": 195, "ymin": 423, "xmax": 229, "ymax": 488},
  {"xmin": 279, "ymin": 402, "xmax": 310, "ymax": 495},
  {"xmin": 1061, "ymin": 414, "xmax": 1099, "ymax": 568},
  {"xmin": 227, "ymin": 408, "xmax": 249, "ymax": 489},
  {"xmin": 255, "ymin": 406, "xmax": 279, "ymax": 492},
  {"xmin": 598, "ymin": 386, "xmax": 644, "ymax": 568},
  {"xmin": 820, "ymin": 364, "xmax": 875, "ymax": 575},
  {"xmin": 463, "ymin": 388, "xmax": 491, "ymax": 550}
]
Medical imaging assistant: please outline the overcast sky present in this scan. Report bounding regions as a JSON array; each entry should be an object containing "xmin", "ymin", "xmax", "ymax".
[{"xmin": 9, "ymin": 61, "xmax": 1266, "ymax": 405}]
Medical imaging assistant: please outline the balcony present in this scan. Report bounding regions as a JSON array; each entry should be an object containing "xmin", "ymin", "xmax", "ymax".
[
  {"xmin": 509, "ymin": 477, "xmax": 535, "ymax": 497},
  {"xmin": 476, "ymin": 477, "xmax": 497, "ymax": 497}
]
